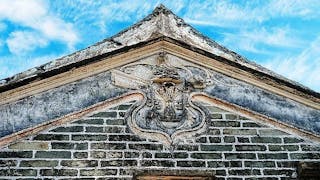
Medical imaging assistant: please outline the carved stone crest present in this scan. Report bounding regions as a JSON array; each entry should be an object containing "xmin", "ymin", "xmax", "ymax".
[{"xmin": 111, "ymin": 53, "xmax": 212, "ymax": 146}]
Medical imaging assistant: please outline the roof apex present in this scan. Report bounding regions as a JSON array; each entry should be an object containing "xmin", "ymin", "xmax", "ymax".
[{"xmin": 0, "ymin": 5, "xmax": 319, "ymax": 100}]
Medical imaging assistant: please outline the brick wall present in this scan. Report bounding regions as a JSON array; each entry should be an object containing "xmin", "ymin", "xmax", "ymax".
[{"xmin": 0, "ymin": 102, "xmax": 319, "ymax": 179}]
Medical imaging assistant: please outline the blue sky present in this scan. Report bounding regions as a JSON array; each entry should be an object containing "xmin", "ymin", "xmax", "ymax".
[{"xmin": 0, "ymin": 0, "xmax": 319, "ymax": 92}]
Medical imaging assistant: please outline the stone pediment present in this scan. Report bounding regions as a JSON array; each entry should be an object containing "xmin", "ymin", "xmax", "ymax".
[{"xmin": 0, "ymin": 5, "xmax": 319, "ymax": 147}]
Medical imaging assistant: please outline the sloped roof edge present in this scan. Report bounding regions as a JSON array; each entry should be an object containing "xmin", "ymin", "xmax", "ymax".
[{"xmin": 0, "ymin": 4, "xmax": 319, "ymax": 100}]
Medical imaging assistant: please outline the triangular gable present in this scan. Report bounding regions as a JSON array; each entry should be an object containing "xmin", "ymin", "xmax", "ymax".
[{"xmin": 0, "ymin": 5, "xmax": 319, "ymax": 146}]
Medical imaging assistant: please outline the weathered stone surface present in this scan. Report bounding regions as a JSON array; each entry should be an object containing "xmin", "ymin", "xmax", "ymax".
[{"xmin": 8, "ymin": 142, "xmax": 48, "ymax": 150}]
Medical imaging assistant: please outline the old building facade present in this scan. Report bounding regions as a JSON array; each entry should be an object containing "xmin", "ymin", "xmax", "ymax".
[{"xmin": 0, "ymin": 5, "xmax": 319, "ymax": 180}]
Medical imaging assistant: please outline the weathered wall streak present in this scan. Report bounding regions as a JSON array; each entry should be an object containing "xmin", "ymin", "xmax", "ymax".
[
  {"xmin": 205, "ymin": 71, "xmax": 320, "ymax": 135},
  {"xmin": 0, "ymin": 72, "xmax": 127, "ymax": 137}
]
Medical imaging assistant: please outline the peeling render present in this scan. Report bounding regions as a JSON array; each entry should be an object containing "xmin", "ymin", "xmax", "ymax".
[{"xmin": 0, "ymin": 72, "xmax": 127, "ymax": 137}]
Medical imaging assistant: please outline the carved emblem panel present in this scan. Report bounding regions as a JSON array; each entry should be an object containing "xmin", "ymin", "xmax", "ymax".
[{"xmin": 111, "ymin": 52, "xmax": 212, "ymax": 146}]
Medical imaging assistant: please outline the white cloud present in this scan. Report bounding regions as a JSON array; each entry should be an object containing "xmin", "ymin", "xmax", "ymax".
[
  {"xmin": 6, "ymin": 31, "xmax": 48, "ymax": 55},
  {"xmin": 0, "ymin": 0, "xmax": 78, "ymax": 53},
  {"xmin": 222, "ymin": 27, "xmax": 304, "ymax": 53},
  {"xmin": 263, "ymin": 37, "xmax": 320, "ymax": 92}
]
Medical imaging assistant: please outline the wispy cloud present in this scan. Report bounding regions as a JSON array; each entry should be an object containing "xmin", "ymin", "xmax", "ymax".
[
  {"xmin": 222, "ymin": 26, "xmax": 304, "ymax": 54},
  {"xmin": 263, "ymin": 37, "xmax": 320, "ymax": 92},
  {"xmin": 6, "ymin": 31, "xmax": 48, "ymax": 55},
  {"xmin": 0, "ymin": 0, "xmax": 78, "ymax": 54}
]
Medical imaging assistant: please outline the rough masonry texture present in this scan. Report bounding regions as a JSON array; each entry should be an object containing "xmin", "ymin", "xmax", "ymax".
[
  {"xmin": 0, "ymin": 103, "xmax": 319, "ymax": 179},
  {"xmin": 0, "ymin": 4, "xmax": 319, "ymax": 180}
]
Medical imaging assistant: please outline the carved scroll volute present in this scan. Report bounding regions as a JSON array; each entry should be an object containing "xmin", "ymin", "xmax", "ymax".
[{"xmin": 111, "ymin": 52, "xmax": 211, "ymax": 147}]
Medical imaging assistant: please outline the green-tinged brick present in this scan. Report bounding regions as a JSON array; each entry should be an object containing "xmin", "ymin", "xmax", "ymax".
[
  {"xmin": 225, "ymin": 153, "xmax": 256, "ymax": 159},
  {"xmin": 128, "ymin": 143, "xmax": 162, "ymax": 150},
  {"xmin": 176, "ymin": 144, "xmax": 199, "ymax": 151},
  {"xmin": 74, "ymin": 152, "xmax": 88, "ymax": 159},
  {"xmin": 242, "ymin": 122, "xmax": 261, "ymax": 127},
  {"xmin": 101, "ymin": 160, "xmax": 137, "ymax": 167},
  {"xmin": 191, "ymin": 153, "xmax": 222, "ymax": 159},
  {"xmin": 258, "ymin": 153, "xmax": 288, "ymax": 159},
  {"xmin": 229, "ymin": 169, "xmax": 261, "ymax": 176},
  {"xmin": 118, "ymin": 104, "xmax": 132, "ymax": 110},
  {"xmin": 259, "ymin": 129, "xmax": 289, "ymax": 136},
  {"xmin": 35, "ymin": 151, "xmax": 71, "ymax": 159},
  {"xmin": 40, "ymin": 169, "xmax": 78, "ymax": 176},
  {"xmin": 105, "ymin": 119, "xmax": 125, "ymax": 125},
  {"xmin": 61, "ymin": 160, "xmax": 98, "ymax": 167},
  {"xmin": 51, "ymin": 142, "xmax": 74, "ymax": 149},
  {"xmin": 33, "ymin": 134, "xmax": 69, "ymax": 141},
  {"xmin": 244, "ymin": 161, "xmax": 275, "ymax": 167},
  {"xmin": 91, "ymin": 143, "xmax": 126, "ymax": 150},
  {"xmin": 251, "ymin": 137, "xmax": 282, "ymax": 143},
  {"xmin": 80, "ymin": 169, "xmax": 117, "ymax": 176},
  {"xmin": 290, "ymin": 153, "xmax": 320, "ymax": 159},
  {"xmin": 277, "ymin": 161, "xmax": 298, "ymax": 168},
  {"xmin": 91, "ymin": 111, "xmax": 117, "ymax": 118},
  {"xmin": 109, "ymin": 135, "xmax": 141, "ymax": 141},
  {"xmin": 235, "ymin": 145, "xmax": 266, "ymax": 151},
  {"xmin": 284, "ymin": 137, "xmax": 304, "ymax": 143},
  {"xmin": 269, "ymin": 145, "xmax": 299, "ymax": 151},
  {"xmin": 0, "ymin": 160, "xmax": 17, "ymax": 167},
  {"xmin": 224, "ymin": 129, "xmax": 257, "ymax": 135},
  {"xmin": 208, "ymin": 129, "xmax": 220, "ymax": 135},
  {"xmin": 237, "ymin": 137, "xmax": 250, "ymax": 143},
  {"xmin": 208, "ymin": 161, "xmax": 242, "ymax": 168},
  {"xmin": 263, "ymin": 169, "xmax": 295, "ymax": 176},
  {"xmin": 224, "ymin": 136, "xmax": 235, "ymax": 143},
  {"xmin": 124, "ymin": 152, "xmax": 139, "ymax": 158},
  {"xmin": 72, "ymin": 134, "xmax": 108, "ymax": 141},
  {"xmin": 85, "ymin": 126, "xmax": 104, "ymax": 133},
  {"xmin": 50, "ymin": 126, "xmax": 83, "ymax": 132},
  {"xmin": 195, "ymin": 137, "xmax": 207, "ymax": 143},
  {"xmin": 210, "ymin": 113, "xmax": 222, "ymax": 119},
  {"xmin": 20, "ymin": 160, "xmax": 58, "ymax": 167},
  {"xmin": 8, "ymin": 142, "xmax": 48, "ymax": 150},
  {"xmin": 0, "ymin": 169, "xmax": 37, "ymax": 176},
  {"xmin": 155, "ymin": 153, "xmax": 172, "ymax": 158},
  {"xmin": 209, "ymin": 137, "xmax": 221, "ymax": 143},
  {"xmin": 73, "ymin": 119, "xmax": 104, "ymax": 125},
  {"xmin": 105, "ymin": 126, "xmax": 124, "ymax": 133},
  {"xmin": 225, "ymin": 114, "xmax": 238, "ymax": 120},
  {"xmin": 301, "ymin": 145, "xmax": 320, "ymax": 151},
  {"xmin": 177, "ymin": 161, "xmax": 205, "ymax": 167},
  {"xmin": 0, "ymin": 151, "xmax": 32, "ymax": 158},
  {"xmin": 211, "ymin": 121, "xmax": 240, "ymax": 127},
  {"xmin": 201, "ymin": 145, "xmax": 233, "ymax": 151},
  {"xmin": 174, "ymin": 152, "xmax": 188, "ymax": 159},
  {"xmin": 142, "ymin": 152, "xmax": 152, "ymax": 158},
  {"xmin": 140, "ymin": 160, "xmax": 174, "ymax": 167}
]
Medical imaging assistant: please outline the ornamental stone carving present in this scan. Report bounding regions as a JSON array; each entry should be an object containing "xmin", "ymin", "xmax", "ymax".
[{"xmin": 111, "ymin": 53, "xmax": 212, "ymax": 146}]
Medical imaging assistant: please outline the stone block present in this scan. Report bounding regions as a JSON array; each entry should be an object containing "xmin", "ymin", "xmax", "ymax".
[
  {"xmin": 91, "ymin": 142, "xmax": 126, "ymax": 150},
  {"xmin": 61, "ymin": 160, "xmax": 98, "ymax": 167},
  {"xmin": 0, "ymin": 151, "xmax": 32, "ymax": 158},
  {"xmin": 223, "ymin": 129, "xmax": 257, "ymax": 135},
  {"xmin": 176, "ymin": 161, "xmax": 205, "ymax": 167},
  {"xmin": 80, "ymin": 169, "xmax": 117, "ymax": 176},
  {"xmin": 258, "ymin": 153, "xmax": 288, "ymax": 159},
  {"xmin": 235, "ymin": 145, "xmax": 266, "ymax": 151},
  {"xmin": 225, "ymin": 153, "xmax": 256, "ymax": 159},
  {"xmin": 40, "ymin": 169, "xmax": 78, "ymax": 176},
  {"xmin": 201, "ymin": 145, "xmax": 233, "ymax": 151},
  {"xmin": 72, "ymin": 134, "xmax": 108, "ymax": 141},
  {"xmin": 50, "ymin": 126, "xmax": 83, "ymax": 132},
  {"xmin": 8, "ymin": 142, "xmax": 48, "ymax": 150},
  {"xmin": 33, "ymin": 134, "xmax": 69, "ymax": 141},
  {"xmin": 140, "ymin": 160, "xmax": 174, "ymax": 167},
  {"xmin": 251, "ymin": 137, "xmax": 282, "ymax": 143},
  {"xmin": 191, "ymin": 153, "xmax": 222, "ymax": 159},
  {"xmin": 35, "ymin": 151, "xmax": 71, "ymax": 159},
  {"xmin": 20, "ymin": 160, "xmax": 58, "ymax": 167},
  {"xmin": 101, "ymin": 160, "xmax": 137, "ymax": 167}
]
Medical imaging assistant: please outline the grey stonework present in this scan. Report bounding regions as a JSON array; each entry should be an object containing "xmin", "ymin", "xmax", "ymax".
[
  {"xmin": 0, "ymin": 71, "xmax": 127, "ymax": 137},
  {"xmin": 0, "ymin": 103, "xmax": 319, "ymax": 179}
]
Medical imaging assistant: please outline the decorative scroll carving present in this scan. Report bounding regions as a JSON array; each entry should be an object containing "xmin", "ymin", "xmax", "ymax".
[{"xmin": 111, "ymin": 53, "xmax": 212, "ymax": 146}]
